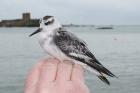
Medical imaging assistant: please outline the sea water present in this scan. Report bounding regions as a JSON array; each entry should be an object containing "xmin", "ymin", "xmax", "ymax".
[{"xmin": 0, "ymin": 26, "xmax": 140, "ymax": 93}]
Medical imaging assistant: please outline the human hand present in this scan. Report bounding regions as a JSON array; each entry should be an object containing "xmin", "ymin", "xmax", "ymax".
[{"xmin": 24, "ymin": 58, "xmax": 89, "ymax": 93}]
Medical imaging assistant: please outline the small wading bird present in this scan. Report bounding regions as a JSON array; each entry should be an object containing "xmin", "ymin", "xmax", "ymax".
[{"xmin": 29, "ymin": 16, "xmax": 117, "ymax": 85}]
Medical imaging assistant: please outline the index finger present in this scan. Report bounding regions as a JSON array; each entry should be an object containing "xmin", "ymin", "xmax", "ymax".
[{"xmin": 71, "ymin": 64, "xmax": 85, "ymax": 83}]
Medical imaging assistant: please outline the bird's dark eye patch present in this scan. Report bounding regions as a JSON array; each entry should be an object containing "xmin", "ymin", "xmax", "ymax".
[
  {"xmin": 45, "ymin": 19, "xmax": 54, "ymax": 25},
  {"xmin": 45, "ymin": 21, "xmax": 51, "ymax": 25}
]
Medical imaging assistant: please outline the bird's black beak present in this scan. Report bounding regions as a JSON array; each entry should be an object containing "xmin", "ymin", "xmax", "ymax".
[{"xmin": 29, "ymin": 28, "xmax": 42, "ymax": 37}]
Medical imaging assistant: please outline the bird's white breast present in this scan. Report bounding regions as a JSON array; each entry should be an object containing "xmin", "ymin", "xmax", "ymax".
[{"xmin": 39, "ymin": 31, "xmax": 69, "ymax": 61}]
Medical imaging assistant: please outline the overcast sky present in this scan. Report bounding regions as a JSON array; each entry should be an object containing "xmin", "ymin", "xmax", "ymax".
[{"xmin": 0, "ymin": 0, "xmax": 140, "ymax": 25}]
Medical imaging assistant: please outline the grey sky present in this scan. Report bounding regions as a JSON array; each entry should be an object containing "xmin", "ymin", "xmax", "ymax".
[{"xmin": 0, "ymin": 0, "xmax": 140, "ymax": 25}]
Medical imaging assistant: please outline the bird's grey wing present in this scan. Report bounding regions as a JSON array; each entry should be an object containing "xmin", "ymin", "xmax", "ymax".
[
  {"xmin": 53, "ymin": 30, "xmax": 102, "ymax": 65},
  {"xmin": 53, "ymin": 30, "xmax": 116, "ymax": 78}
]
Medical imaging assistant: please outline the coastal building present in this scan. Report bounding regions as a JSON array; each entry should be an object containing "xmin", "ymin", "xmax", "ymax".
[{"xmin": 0, "ymin": 13, "xmax": 39, "ymax": 27}]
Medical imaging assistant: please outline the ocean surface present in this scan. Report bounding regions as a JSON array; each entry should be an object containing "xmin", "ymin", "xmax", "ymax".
[{"xmin": 0, "ymin": 26, "xmax": 140, "ymax": 93}]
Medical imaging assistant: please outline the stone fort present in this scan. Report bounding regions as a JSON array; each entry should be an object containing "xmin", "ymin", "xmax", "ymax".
[{"xmin": 0, "ymin": 13, "xmax": 39, "ymax": 27}]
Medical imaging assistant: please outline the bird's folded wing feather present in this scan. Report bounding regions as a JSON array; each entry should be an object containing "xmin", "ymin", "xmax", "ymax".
[{"xmin": 53, "ymin": 29, "xmax": 102, "ymax": 66}]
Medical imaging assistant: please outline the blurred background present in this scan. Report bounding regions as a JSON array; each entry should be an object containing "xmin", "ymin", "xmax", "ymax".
[{"xmin": 0, "ymin": 0, "xmax": 140, "ymax": 93}]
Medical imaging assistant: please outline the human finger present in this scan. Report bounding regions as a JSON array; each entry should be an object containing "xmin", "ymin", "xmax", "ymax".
[
  {"xmin": 38, "ymin": 58, "xmax": 59, "ymax": 85},
  {"xmin": 71, "ymin": 64, "xmax": 85, "ymax": 83},
  {"xmin": 56, "ymin": 60, "xmax": 73, "ymax": 82}
]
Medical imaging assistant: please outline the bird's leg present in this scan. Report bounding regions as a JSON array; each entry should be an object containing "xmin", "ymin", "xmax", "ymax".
[{"xmin": 62, "ymin": 59, "xmax": 75, "ymax": 80}]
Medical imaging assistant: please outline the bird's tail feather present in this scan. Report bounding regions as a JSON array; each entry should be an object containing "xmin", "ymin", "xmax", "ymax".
[
  {"xmin": 97, "ymin": 75, "xmax": 110, "ymax": 85},
  {"xmin": 88, "ymin": 59, "xmax": 117, "ymax": 78},
  {"xmin": 100, "ymin": 66, "xmax": 117, "ymax": 77},
  {"xmin": 82, "ymin": 65, "xmax": 110, "ymax": 85},
  {"xmin": 84, "ymin": 59, "xmax": 118, "ymax": 85}
]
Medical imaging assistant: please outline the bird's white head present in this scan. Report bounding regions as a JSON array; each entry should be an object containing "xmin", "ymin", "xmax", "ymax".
[{"xmin": 29, "ymin": 15, "xmax": 62, "ymax": 37}]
